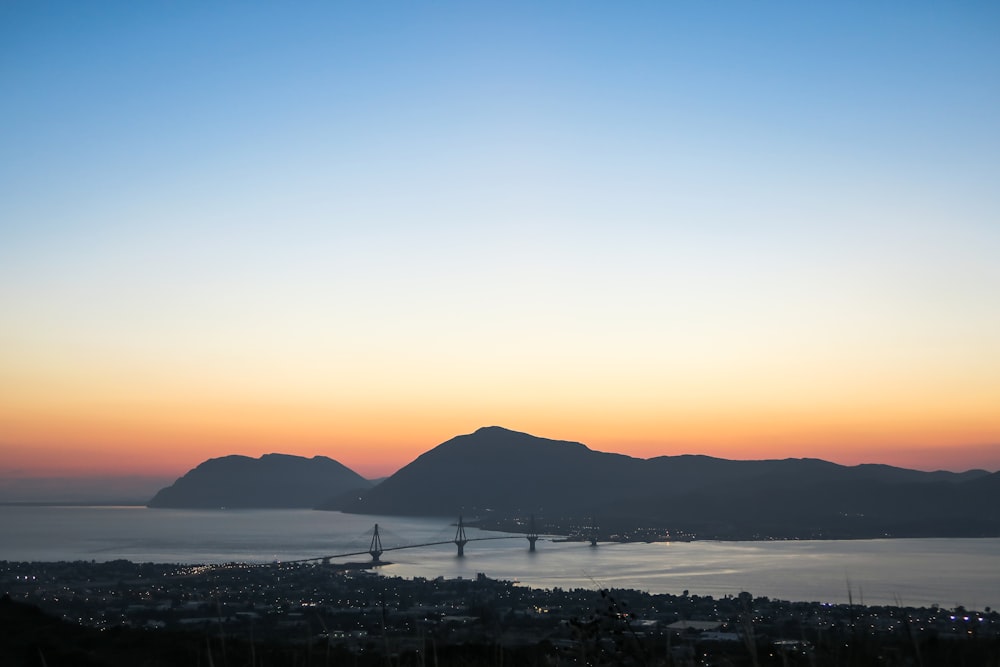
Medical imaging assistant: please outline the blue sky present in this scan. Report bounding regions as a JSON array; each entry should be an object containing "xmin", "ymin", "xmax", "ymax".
[{"xmin": 2, "ymin": 1, "xmax": 999, "ymax": 477}]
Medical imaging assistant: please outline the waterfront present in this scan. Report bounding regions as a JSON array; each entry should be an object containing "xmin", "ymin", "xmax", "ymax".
[
  {"xmin": 8, "ymin": 558, "xmax": 998, "ymax": 666},
  {"xmin": 2, "ymin": 505, "xmax": 998, "ymax": 610}
]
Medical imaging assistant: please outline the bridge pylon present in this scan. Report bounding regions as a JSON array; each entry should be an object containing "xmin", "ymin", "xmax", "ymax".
[
  {"xmin": 369, "ymin": 523, "xmax": 384, "ymax": 562},
  {"xmin": 454, "ymin": 515, "xmax": 468, "ymax": 557},
  {"xmin": 527, "ymin": 514, "xmax": 539, "ymax": 552},
  {"xmin": 588, "ymin": 517, "xmax": 599, "ymax": 547}
]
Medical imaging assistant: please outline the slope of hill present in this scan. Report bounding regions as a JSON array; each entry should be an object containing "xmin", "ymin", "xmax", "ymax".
[
  {"xmin": 342, "ymin": 426, "xmax": 646, "ymax": 516},
  {"xmin": 343, "ymin": 426, "xmax": 998, "ymax": 539},
  {"xmin": 148, "ymin": 453, "xmax": 372, "ymax": 509}
]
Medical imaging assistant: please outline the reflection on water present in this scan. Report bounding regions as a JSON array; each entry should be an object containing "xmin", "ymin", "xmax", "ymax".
[{"xmin": 1, "ymin": 506, "xmax": 997, "ymax": 609}]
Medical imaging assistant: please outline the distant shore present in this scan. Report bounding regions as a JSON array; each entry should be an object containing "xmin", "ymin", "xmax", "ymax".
[{"xmin": 8, "ymin": 503, "xmax": 1000, "ymax": 542}]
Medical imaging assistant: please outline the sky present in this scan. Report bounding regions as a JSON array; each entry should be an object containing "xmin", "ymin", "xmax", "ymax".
[{"xmin": 2, "ymin": 1, "xmax": 999, "ymax": 485}]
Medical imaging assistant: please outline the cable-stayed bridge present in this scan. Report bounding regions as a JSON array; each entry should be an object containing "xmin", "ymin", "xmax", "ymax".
[{"xmin": 284, "ymin": 515, "xmax": 554, "ymax": 565}]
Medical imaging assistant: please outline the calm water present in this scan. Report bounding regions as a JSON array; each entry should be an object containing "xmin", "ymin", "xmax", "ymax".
[{"xmin": 2, "ymin": 505, "xmax": 997, "ymax": 610}]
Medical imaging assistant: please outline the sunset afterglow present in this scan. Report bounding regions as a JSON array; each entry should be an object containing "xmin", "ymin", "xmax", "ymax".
[{"xmin": 2, "ymin": 2, "xmax": 999, "ymax": 486}]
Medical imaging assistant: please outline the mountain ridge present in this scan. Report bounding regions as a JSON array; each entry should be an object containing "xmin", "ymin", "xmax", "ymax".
[
  {"xmin": 145, "ymin": 427, "xmax": 998, "ymax": 539},
  {"xmin": 148, "ymin": 453, "xmax": 372, "ymax": 509},
  {"xmin": 342, "ymin": 426, "xmax": 999, "ymax": 539}
]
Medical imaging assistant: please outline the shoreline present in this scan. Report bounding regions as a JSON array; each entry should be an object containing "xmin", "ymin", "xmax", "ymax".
[
  {"xmin": 6, "ymin": 558, "xmax": 998, "ymax": 666},
  {"xmin": 2, "ymin": 557, "xmax": 996, "ymax": 615}
]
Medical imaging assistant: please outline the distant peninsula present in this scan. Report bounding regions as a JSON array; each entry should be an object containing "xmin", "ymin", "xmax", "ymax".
[
  {"xmin": 147, "ymin": 428, "xmax": 1000, "ymax": 540},
  {"xmin": 343, "ymin": 426, "xmax": 1000, "ymax": 540},
  {"xmin": 148, "ymin": 453, "xmax": 372, "ymax": 509}
]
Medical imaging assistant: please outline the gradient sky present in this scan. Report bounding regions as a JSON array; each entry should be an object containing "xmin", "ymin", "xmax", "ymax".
[{"xmin": 2, "ymin": 1, "xmax": 999, "ymax": 481}]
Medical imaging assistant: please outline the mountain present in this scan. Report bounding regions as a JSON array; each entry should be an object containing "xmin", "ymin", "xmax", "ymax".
[
  {"xmin": 344, "ymin": 426, "xmax": 998, "ymax": 539},
  {"xmin": 148, "ymin": 453, "xmax": 372, "ymax": 509}
]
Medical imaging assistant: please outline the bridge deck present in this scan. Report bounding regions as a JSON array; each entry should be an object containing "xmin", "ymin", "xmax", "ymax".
[{"xmin": 285, "ymin": 535, "xmax": 526, "ymax": 564}]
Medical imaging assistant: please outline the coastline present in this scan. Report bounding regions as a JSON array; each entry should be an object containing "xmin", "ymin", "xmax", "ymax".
[
  {"xmin": 4, "ymin": 556, "xmax": 997, "ymax": 615},
  {"xmin": 5, "ymin": 558, "xmax": 998, "ymax": 666}
]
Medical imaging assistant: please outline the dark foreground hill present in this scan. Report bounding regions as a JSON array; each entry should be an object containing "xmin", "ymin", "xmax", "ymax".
[
  {"xmin": 0, "ymin": 593, "xmax": 472, "ymax": 667},
  {"xmin": 344, "ymin": 426, "xmax": 999, "ymax": 539},
  {"xmin": 148, "ymin": 453, "xmax": 371, "ymax": 509}
]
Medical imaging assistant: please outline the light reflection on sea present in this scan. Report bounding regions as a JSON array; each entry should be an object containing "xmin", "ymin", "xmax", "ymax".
[{"xmin": 1, "ymin": 506, "xmax": 997, "ymax": 610}]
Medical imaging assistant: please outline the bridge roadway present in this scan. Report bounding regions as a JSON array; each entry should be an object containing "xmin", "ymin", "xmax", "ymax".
[
  {"xmin": 286, "ymin": 535, "xmax": 527, "ymax": 565},
  {"xmin": 284, "ymin": 515, "xmax": 546, "ymax": 564},
  {"xmin": 188, "ymin": 517, "xmax": 548, "ymax": 570}
]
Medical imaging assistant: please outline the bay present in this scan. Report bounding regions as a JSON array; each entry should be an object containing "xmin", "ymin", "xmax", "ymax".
[{"xmin": 1, "ymin": 505, "xmax": 997, "ymax": 610}]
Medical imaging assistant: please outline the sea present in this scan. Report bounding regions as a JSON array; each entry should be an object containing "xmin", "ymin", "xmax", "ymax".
[{"xmin": 2, "ymin": 505, "xmax": 997, "ymax": 611}]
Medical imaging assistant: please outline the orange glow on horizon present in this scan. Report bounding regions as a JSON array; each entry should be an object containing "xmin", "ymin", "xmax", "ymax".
[
  {"xmin": 3, "ymin": 401, "xmax": 998, "ymax": 480},
  {"xmin": 3, "ymin": 345, "xmax": 998, "ymax": 479}
]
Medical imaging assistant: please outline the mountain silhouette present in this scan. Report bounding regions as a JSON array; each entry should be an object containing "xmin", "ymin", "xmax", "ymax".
[
  {"xmin": 148, "ymin": 453, "xmax": 372, "ymax": 509},
  {"xmin": 344, "ymin": 426, "xmax": 998, "ymax": 538},
  {"xmin": 343, "ymin": 426, "xmax": 642, "ymax": 516}
]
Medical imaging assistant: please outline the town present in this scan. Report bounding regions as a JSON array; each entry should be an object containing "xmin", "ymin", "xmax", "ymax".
[{"xmin": 3, "ymin": 559, "xmax": 998, "ymax": 666}]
